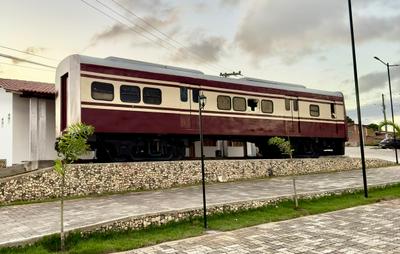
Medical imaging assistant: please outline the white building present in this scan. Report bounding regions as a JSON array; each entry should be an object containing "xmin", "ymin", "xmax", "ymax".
[{"xmin": 0, "ymin": 78, "xmax": 56, "ymax": 168}]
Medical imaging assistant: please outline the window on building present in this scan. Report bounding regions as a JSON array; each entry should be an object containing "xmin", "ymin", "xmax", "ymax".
[
  {"xmin": 120, "ymin": 85, "xmax": 140, "ymax": 103},
  {"xmin": 285, "ymin": 98, "xmax": 290, "ymax": 111},
  {"xmin": 331, "ymin": 103, "xmax": 336, "ymax": 118},
  {"xmin": 233, "ymin": 97, "xmax": 246, "ymax": 111},
  {"xmin": 192, "ymin": 88, "xmax": 199, "ymax": 103},
  {"xmin": 217, "ymin": 95, "xmax": 231, "ymax": 110},
  {"xmin": 91, "ymin": 82, "xmax": 114, "ymax": 101},
  {"xmin": 143, "ymin": 87, "xmax": 162, "ymax": 105},
  {"xmin": 293, "ymin": 100, "xmax": 299, "ymax": 111},
  {"xmin": 180, "ymin": 87, "xmax": 188, "ymax": 102},
  {"xmin": 261, "ymin": 100, "xmax": 274, "ymax": 113},
  {"xmin": 248, "ymin": 98, "xmax": 259, "ymax": 111},
  {"xmin": 310, "ymin": 104, "xmax": 320, "ymax": 117}
]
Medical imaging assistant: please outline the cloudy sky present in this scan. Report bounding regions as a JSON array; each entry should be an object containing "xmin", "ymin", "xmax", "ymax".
[{"xmin": 1, "ymin": 0, "xmax": 400, "ymax": 124}]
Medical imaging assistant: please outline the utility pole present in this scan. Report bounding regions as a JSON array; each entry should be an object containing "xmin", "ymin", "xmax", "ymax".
[{"xmin": 382, "ymin": 94, "xmax": 388, "ymax": 133}]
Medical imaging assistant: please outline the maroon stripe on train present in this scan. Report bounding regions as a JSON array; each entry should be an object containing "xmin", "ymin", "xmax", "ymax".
[
  {"xmin": 81, "ymin": 108, "xmax": 346, "ymax": 138},
  {"xmin": 81, "ymin": 64, "xmax": 344, "ymax": 102},
  {"xmin": 81, "ymin": 74, "xmax": 343, "ymax": 105},
  {"xmin": 81, "ymin": 101, "xmax": 345, "ymax": 123}
]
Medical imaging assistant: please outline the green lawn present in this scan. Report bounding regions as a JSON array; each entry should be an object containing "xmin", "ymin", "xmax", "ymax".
[{"xmin": 2, "ymin": 184, "xmax": 400, "ymax": 254}]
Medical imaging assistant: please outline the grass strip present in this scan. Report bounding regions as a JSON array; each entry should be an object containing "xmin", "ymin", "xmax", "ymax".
[{"xmin": 1, "ymin": 183, "xmax": 400, "ymax": 254}]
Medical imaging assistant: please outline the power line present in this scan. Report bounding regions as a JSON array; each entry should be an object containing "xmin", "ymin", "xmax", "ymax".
[
  {"xmin": 90, "ymin": 0, "xmax": 220, "ymax": 73},
  {"xmin": 80, "ymin": 0, "xmax": 178, "ymax": 55},
  {"xmin": 81, "ymin": 0, "xmax": 226, "ymax": 74},
  {"xmin": 110, "ymin": 0, "xmax": 232, "ymax": 73},
  {"xmin": 0, "ymin": 61, "xmax": 55, "ymax": 72},
  {"xmin": 0, "ymin": 53, "xmax": 56, "ymax": 69},
  {"xmin": 0, "ymin": 45, "xmax": 58, "ymax": 61}
]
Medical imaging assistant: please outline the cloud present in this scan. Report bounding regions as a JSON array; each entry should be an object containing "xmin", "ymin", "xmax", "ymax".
[
  {"xmin": 11, "ymin": 46, "xmax": 46, "ymax": 64},
  {"xmin": 219, "ymin": 0, "xmax": 240, "ymax": 7},
  {"xmin": 89, "ymin": 0, "xmax": 181, "ymax": 46},
  {"xmin": 171, "ymin": 35, "xmax": 226, "ymax": 64},
  {"xmin": 234, "ymin": 0, "xmax": 400, "ymax": 64}
]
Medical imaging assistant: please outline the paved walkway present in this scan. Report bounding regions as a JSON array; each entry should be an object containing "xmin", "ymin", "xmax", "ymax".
[
  {"xmin": 1, "ymin": 166, "xmax": 400, "ymax": 246},
  {"xmin": 124, "ymin": 199, "xmax": 400, "ymax": 254}
]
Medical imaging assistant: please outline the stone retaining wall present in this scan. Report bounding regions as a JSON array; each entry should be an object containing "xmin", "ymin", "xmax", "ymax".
[{"xmin": 0, "ymin": 158, "xmax": 394, "ymax": 204}]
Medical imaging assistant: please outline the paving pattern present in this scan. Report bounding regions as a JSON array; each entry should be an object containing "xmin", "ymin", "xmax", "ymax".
[
  {"xmin": 124, "ymin": 199, "xmax": 400, "ymax": 254},
  {"xmin": 1, "ymin": 166, "xmax": 400, "ymax": 246}
]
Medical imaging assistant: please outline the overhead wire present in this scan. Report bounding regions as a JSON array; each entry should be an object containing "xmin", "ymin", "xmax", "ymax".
[
  {"xmin": 0, "ymin": 45, "xmax": 58, "ymax": 61},
  {"xmin": 110, "ymin": 0, "xmax": 233, "ymax": 73},
  {"xmin": 81, "ymin": 0, "xmax": 228, "ymax": 74},
  {"xmin": 0, "ymin": 53, "xmax": 56, "ymax": 69},
  {"xmin": 0, "ymin": 61, "xmax": 55, "ymax": 72}
]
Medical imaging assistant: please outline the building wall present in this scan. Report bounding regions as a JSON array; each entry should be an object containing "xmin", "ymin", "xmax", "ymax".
[
  {"xmin": 12, "ymin": 94, "xmax": 29, "ymax": 165},
  {"xmin": 43, "ymin": 99, "xmax": 57, "ymax": 160},
  {"xmin": 0, "ymin": 89, "xmax": 13, "ymax": 166}
]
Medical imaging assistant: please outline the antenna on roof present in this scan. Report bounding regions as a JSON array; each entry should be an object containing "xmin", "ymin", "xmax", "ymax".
[{"xmin": 220, "ymin": 71, "xmax": 242, "ymax": 78}]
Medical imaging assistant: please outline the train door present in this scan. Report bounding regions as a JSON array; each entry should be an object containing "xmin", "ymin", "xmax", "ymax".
[
  {"xmin": 331, "ymin": 102, "xmax": 338, "ymax": 134},
  {"xmin": 179, "ymin": 86, "xmax": 192, "ymax": 130},
  {"xmin": 292, "ymin": 98, "xmax": 300, "ymax": 134},
  {"xmin": 60, "ymin": 73, "xmax": 68, "ymax": 131}
]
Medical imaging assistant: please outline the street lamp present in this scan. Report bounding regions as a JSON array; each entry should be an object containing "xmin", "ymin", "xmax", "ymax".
[
  {"xmin": 348, "ymin": 0, "xmax": 368, "ymax": 198},
  {"xmin": 198, "ymin": 92, "xmax": 207, "ymax": 229},
  {"xmin": 374, "ymin": 56, "xmax": 399, "ymax": 164}
]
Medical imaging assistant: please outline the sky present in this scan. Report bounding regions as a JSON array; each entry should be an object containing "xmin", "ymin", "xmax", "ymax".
[{"xmin": 1, "ymin": 0, "xmax": 400, "ymax": 125}]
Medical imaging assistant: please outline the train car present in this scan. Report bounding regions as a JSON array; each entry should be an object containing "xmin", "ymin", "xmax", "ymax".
[{"xmin": 55, "ymin": 54, "xmax": 347, "ymax": 161}]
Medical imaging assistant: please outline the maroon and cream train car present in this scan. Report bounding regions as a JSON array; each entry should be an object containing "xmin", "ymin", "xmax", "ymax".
[{"xmin": 56, "ymin": 54, "xmax": 347, "ymax": 161}]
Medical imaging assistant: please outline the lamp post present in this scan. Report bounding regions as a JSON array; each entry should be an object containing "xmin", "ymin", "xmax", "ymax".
[
  {"xmin": 198, "ymin": 92, "xmax": 207, "ymax": 229},
  {"xmin": 348, "ymin": 0, "xmax": 368, "ymax": 198},
  {"xmin": 374, "ymin": 56, "xmax": 399, "ymax": 164}
]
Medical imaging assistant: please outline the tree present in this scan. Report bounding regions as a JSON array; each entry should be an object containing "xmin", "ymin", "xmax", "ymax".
[
  {"xmin": 54, "ymin": 123, "xmax": 94, "ymax": 251},
  {"xmin": 268, "ymin": 137, "xmax": 298, "ymax": 208},
  {"xmin": 378, "ymin": 120, "xmax": 400, "ymax": 137},
  {"xmin": 367, "ymin": 123, "xmax": 379, "ymax": 132},
  {"xmin": 346, "ymin": 116, "xmax": 354, "ymax": 124}
]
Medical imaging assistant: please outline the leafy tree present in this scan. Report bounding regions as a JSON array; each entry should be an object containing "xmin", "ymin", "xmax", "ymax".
[
  {"xmin": 378, "ymin": 120, "xmax": 400, "ymax": 137},
  {"xmin": 54, "ymin": 123, "xmax": 94, "ymax": 251},
  {"xmin": 268, "ymin": 137, "xmax": 298, "ymax": 208},
  {"xmin": 367, "ymin": 123, "xmax": 379, "ymax": 132},
  {"xmin": 346, "ymin": 116, "xmax": 354, "ymax": 124}
]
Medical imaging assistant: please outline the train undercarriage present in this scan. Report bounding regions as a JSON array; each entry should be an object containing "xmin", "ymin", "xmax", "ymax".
[{"xmin": 91, "ymin": 134, "xmax": 346, "ymax": 162}]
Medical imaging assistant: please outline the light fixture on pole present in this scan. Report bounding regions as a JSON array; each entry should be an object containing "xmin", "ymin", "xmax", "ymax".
[
  {"xmin": 198, "ymin": 92, "xmax": 208, "ymax": 229},
  {"xmin": 374, "ymin": 56, "xmax": 399, "ymax": 164},
  {"xmin": 348, "ymin": 0, "xmax": 368, "ymax": 198}
]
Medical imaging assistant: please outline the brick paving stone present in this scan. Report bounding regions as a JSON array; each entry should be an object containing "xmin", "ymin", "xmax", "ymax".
[
  {"xmin": 1, "ymin": 166, "xmax": 400, "ymax": 246},
  {"xmin": 121, "ymin": 199, "xmax": 400, "ymax": 254}
]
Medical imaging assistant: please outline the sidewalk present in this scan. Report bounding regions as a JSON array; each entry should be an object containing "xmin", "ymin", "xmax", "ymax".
[
  {"xmin": 1, "ymin": 166, "xmax": 400, "ymax": 247},
  {"xmin": 122, "ymin": 199, "xmax": 400, "ymax": 254}
]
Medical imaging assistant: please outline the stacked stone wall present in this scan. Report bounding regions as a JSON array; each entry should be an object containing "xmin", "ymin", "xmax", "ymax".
[{"xmin": 0, "ymin": 158, "xmax": 394, "ymax": 204}]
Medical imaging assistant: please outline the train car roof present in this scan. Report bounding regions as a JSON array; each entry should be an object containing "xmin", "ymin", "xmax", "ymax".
[{"xmin": 68, "ymin": 55, "xmax": 343, "ymax": 98}]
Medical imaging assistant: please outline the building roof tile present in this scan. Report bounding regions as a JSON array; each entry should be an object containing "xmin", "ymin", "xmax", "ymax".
[{"xmin": 0, "ymin": 78, "xmax": 55, "ymax": 97}]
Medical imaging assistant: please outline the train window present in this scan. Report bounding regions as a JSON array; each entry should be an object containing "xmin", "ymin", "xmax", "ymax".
[
  {"xmin": 192, "ymin": 88, "xmax": 199, "ymax": 103},
  {"xmin": 285, "ymin": 99, "xmax": 290, "ymax": 111},
  {"xmin": 310, "ymin": 104, "xmax": 320, "ymax": 117},
  {"xmin": 180, "ymin": 87, "xmax": 188, "ymax": 102},
  {"xmin": 293, "ymin": 100, "xmax": 299, "ymax": 111},
  {"xmin": 217, "ymin": 95, "xmax": 231, "ymax": 110},
  {"xmin": 248, "ymin": 98, "xmax": 258, "ymax": 111},
  {"xmin": 91, "ymin": 82, "xmax": 114, "ymax": 101},
  {"xmin": 120, "ymin": 85, "xmax": 140, "ymax": 103},
  {"xmin": 261, "ymin": 100, "xmax": 274, "ymax": 113},
  {"xmin": 331, "ymin": 103, "xmax": 336, "ymax": 118},
  {"xmin": 143, "ymin": 87, "xmax": 162, "ymax": 105},
  {"xmin": 233, "ymin": 97, "xmax": 246, "ymax": 111}
]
